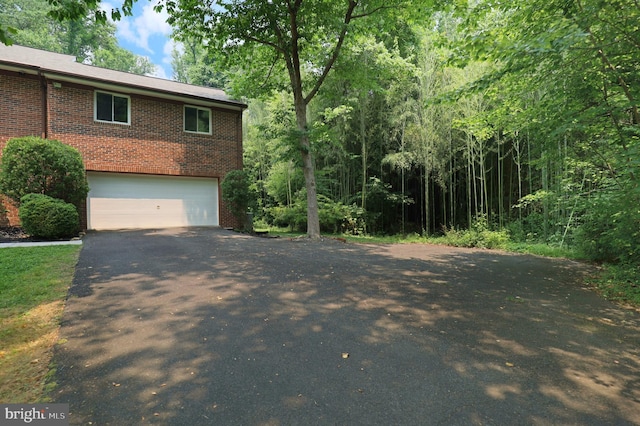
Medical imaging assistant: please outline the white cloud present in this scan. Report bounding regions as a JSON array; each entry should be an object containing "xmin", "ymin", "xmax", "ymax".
[
  {"xmin": 163, "ymin": 39, "xmax": 177, "ymax": 57},
  {"xmin": 149, "ymin": 65, "xmax": 169, "ymax": 80},
  {"xmin": 170, "ymin": 40, "xmax": 185, "ymax": 57},
  {"xmin": 159, "ymin": 40, "xmax": 179, "ymax": 79},
  {"xmin": 102, "ymin": 1, "xmax": 175, "ymax": 80},
  {"xmin": 115, "ymin": 1, "xmax": 171, "ymax": 54}
]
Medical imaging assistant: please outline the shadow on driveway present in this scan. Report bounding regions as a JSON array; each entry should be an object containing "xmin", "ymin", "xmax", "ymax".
[{"xmin": 52, "ymin": 228, "xmax": 640, "ymax": 425}]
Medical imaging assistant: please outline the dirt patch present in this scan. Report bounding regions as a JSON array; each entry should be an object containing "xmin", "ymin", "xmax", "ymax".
[
  {"xmin": 0, "ymin": 226, "xmax": 32, "ymax": 243},
  {"xmin": 0, "ymin": 301, "xmax": 66, "ymax": 403},
  {"xmin": 0, "ymin": 226, "xmax": 81, "ymax": 243}
]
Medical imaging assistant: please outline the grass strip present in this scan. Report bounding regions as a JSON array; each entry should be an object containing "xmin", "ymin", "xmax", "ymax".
[{"xmin": 0, "ymin": 245, "xmax": 81, "ymax": 403}]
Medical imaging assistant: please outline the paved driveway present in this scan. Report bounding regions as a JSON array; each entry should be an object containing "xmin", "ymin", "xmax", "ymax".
[{"xmin": 53, "ymin": 228, "xmax": 640, "ymax": 425}]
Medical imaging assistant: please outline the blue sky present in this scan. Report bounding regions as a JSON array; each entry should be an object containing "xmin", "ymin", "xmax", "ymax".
[{"xmin": 103, "ymin": 1, "xmax": 175, "ymax": 79}]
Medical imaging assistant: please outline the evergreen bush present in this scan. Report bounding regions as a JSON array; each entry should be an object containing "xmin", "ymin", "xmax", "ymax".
[
  {"xmin": 0, "ymin": 136, "xmax": 89, "ymax": 207},
  {"xmin": 19, "ymin": 194, "xmax": 79, "ymax": 239},
  {"xmin": 221, "ymin": 169, "xmax": 257, "ymax": 230}
]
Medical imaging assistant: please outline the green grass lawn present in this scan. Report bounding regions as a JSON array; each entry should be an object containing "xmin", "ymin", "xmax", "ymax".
[{"xmin": 0, "ymin": 245, "xmax": 80, "ymax": 403}]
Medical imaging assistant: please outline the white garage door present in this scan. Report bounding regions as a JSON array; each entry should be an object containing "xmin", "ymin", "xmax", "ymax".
[{"xmin": 87, "ymin": 172, "xmax": 219, "ymax": 230}]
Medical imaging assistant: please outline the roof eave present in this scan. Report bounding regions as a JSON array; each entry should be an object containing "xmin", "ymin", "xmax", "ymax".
[{"xmin": 0, "ymin": 60, "xmax": 248, "ymax": 111}]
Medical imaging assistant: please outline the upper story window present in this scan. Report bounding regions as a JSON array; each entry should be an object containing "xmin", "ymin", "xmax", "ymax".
[
  {"xmin": 184, "ymin": 105, "xmax": 211, "ymax": 134},
  {"xmin": 95, "ymin": 91, "xmax": 130, "ymax": 124}
]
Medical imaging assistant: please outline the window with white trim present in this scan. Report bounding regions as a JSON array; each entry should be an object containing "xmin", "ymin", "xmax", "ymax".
[
  {"xmin": 184, "ymin": 105, "xmax": 211, "ymax": 134},
  {"xmin": 95, "ymin": 91, "xmax": 130, "ymax": 124}
]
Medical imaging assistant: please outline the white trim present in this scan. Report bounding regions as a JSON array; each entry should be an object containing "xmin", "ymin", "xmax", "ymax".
[
  {"xmin": 94, "ymin": 90, "xmax": 131, "ymax": 125},
  {"xmin": 184, "ymin": 105, "xmax": 212, "ymax": 135}
]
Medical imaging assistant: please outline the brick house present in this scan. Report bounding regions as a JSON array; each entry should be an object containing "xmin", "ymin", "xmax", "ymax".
[{"xmin": 0, "ymin": 44, "xmax": 246, "ymax": 230}]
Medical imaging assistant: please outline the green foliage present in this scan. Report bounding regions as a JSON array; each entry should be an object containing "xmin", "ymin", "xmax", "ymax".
[
  {"xmin": 264, "ymin": 161, "xmax": 305, "ymax": 206},
  {"xmin": 221, "ymin": 169, "xmax": 256, "ymax": 230},
  {"xmin": 317, "ymin": 196, "xmax": 367, "ymax": 235},
  {"xmin": 270, "ymin": 203, "xmax": 306, "ymax": 232},
  {"xmin": 441, "ymin": 215, "xmax": 510, "ymax": 249},
  {"xmin": 171, "ymin": 38, "xmax": 228, "ymax": 87},
  {"xmin": 19, "ymin": 194, "xmax": 79, "ymax": 239},
  {"xmin": 0, "ymin": 24, "xmax": 16, "ymax": 45},
  {"xmin": 339, "ymin": 204, "xmax": 367, "ymax": 235},
  {"xmin": 161, "ymin": 0, "xmax": 434, "ymax": 238},
  {"xmin": 91, "ymin": 44, "xmax": 156, "ymax": 74},
  {"xmin": 0, "ymin": 136, "xmax": 89, "ymax": 207},
  {"xmin": 576, "ymin": 191, "xmax": 640, "ymax": 264},
  {"xmin": 504, "ymin": 242, "xmax": 580, "ymax": 259},
  {"xmin": 47, "ymin": 0, "xmax": 135, "ymax": 24},
  {"xmin": 591, "ymin": 263, "xmax": 640, "ymax": 306},
  {"xmin": 269, "ymin": 193, "xmax": 367, "ymax": 235}
]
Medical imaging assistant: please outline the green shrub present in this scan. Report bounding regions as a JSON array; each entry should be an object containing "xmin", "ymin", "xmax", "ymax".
[
  {"xmin": 19, "ymin": 194, "xmax": 79, "ymax": 239},
  {"xmin": 442, "ymin": 215, "xmax": 510, "ymax": 249},
  {"xmin": 318, "ymin": 195, "xmax": 367, "ymax": 234},
  {"xmin": 221, "ymin": 169, "xmax": 257, "ymax": 230},
  {"xmin": 268, "ymin": 194, "xmax": 368, "ymax": 235},
  {"xmin": 270, "ymin": 202, "xmax": 307, "ymax": 232},
  {"xmin": 0, "ymin": 136, "xmax": 89, "ymax": 207},
  {"xmin": 576, "ymin": 192, "xmax": 640, "ymax": 264}
]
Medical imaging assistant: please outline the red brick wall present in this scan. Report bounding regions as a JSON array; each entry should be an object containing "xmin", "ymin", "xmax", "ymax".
[
  {"xmin": 0, "ymin": 72, "xmax": 243, "ymax": 229},
  {"xmin": 0, "ymin": 73, "xmax": 44, "ymax": 141},
  {"xmin": 0, "ymin": 72, "xmax": 45, "ymax": 225}
]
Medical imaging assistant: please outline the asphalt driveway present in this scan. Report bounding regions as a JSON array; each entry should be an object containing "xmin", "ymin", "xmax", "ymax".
[{"xmin": 52, "ymin": 228, "xmax": 640, "ymax": 425}]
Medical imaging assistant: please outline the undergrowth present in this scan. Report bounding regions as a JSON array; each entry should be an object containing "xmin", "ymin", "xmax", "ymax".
[{"xmin": 590, "ymin": 263, "xmax": 640, "ymax": 307}]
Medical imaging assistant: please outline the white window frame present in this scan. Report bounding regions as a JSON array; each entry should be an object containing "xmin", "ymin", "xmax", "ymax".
[
  {"xmin": 184, "ymin": 105, "xmax": 212, "ymax": 135},
  {"xmin": 94, "ymin": 90, "xmax": 131, "ymax": 125}
]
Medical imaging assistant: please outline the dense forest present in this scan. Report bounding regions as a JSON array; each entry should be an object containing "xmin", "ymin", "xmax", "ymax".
[
  {"xmin": 175, "ymin": 1, "xmax": 638, "ymax": 269},
  {"xmin": 3, "ymin": 0, "xmax": 639, "ymax": 274}
]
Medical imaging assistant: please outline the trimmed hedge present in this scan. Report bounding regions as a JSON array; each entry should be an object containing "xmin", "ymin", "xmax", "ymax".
[
  {"xmin": 19, "ymin": 194, "xmax": 79, "ymax": 239},
  {"xmin": 0, "ymin": 136, "xmax": 89, "ymax": 206}
]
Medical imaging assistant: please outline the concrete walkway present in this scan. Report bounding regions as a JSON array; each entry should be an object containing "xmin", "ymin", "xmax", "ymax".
[
  {"xmin": 0, "ymin": 240, "xmax": 82, "ymax": 248},
  {"xmin": 52, "ymin": 228, "xmax": 640, "ymax": 425}
]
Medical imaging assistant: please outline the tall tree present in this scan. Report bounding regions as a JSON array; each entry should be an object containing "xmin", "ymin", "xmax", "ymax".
[
  {"xmin": 41, "ymin": 0, "xmax": 436, "ymax": 237},
  {"xmin": 161, "ymin": 0, "xmax": 432, "ymax": 237},
  {"xmin": 455, "ymin": 0, "xmax": 640, "ymax": 255},
  {"xmin": 171, "ymin": 37, "xmax": 227, "ymax": 87}
]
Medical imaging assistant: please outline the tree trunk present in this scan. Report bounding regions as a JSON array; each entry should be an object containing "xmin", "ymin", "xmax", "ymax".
[
  {"xmin": 467, "ymin": 136, "xmax": 473, "ymax": 228},
  {"xmin": 515, "ymin": 136, "xmax": 523, "ymax": 222},
  {"xmin": 360, "ymin": 96, "xmax": 368, "ymax": 210},
  {"xmin": 294, "ymin": 98, "xmax": 320, "ymax": 238}
]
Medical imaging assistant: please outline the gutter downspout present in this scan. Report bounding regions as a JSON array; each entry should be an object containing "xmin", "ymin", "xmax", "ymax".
[
  {"xmin": 237, "ymin": 112, "xmax": 243, "ymax": 169},
  {"xmin": 38, "ymin": 70, "xmax": 48, "ymax": 139}
]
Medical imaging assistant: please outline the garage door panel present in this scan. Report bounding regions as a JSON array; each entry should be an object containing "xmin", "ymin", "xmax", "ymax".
[{"xmin": 87, "ymin": 172, "xmax": 219, "ymax": 230}]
